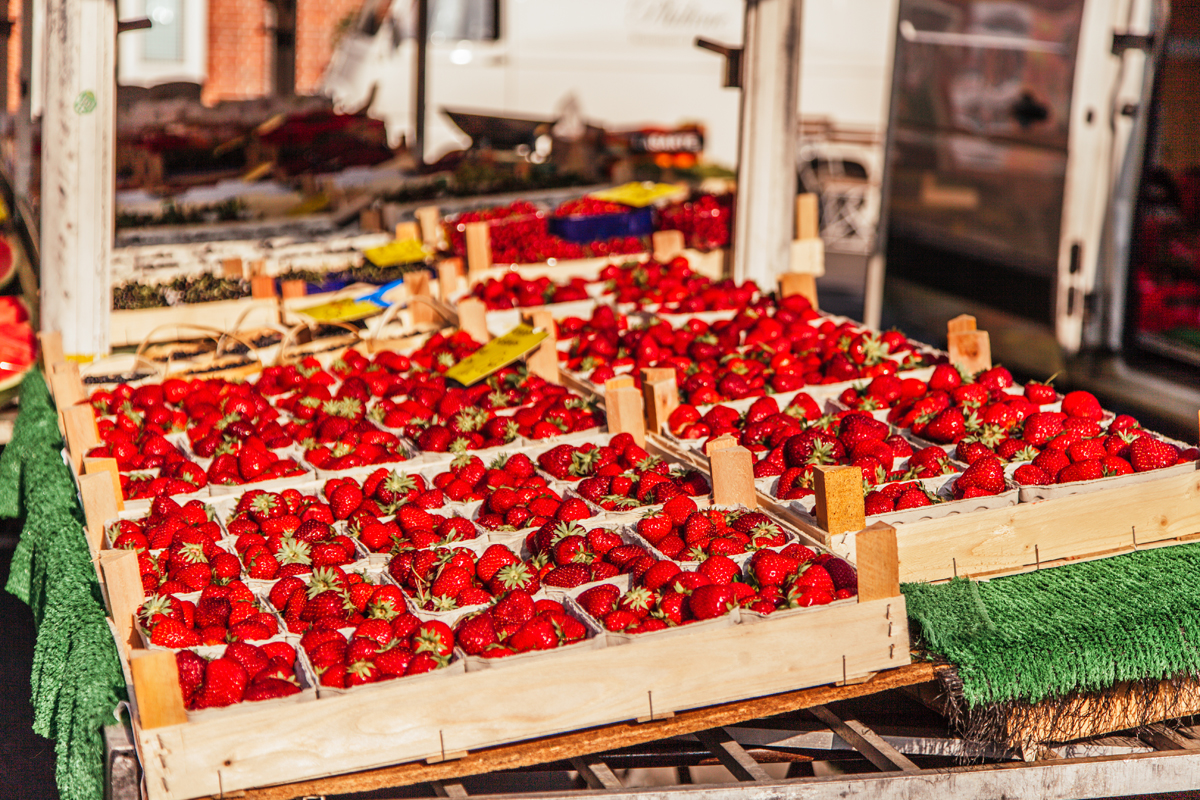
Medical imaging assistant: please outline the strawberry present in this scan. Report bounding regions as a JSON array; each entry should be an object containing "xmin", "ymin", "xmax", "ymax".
[
  {"xmin": 195, "ymin": 656, "xmax": 249, "ymax": 709},
  {"xmin": 329, "ymin": 484, "xmax": 364, "ymax": 520},
  {"xmin": 953, "ymin": 455, "xmax": 1006, "ymax": 498},
  {"xmin": 541, "ymin": 563, "xmax": 592, "ymax": 588},
  {"xmin": 750, "ymin": 550, "xmax": 796, "ymax": 587},
  {"xmin": 577, "ymin": 584, "xmax": 621, "ymax": 618},
  {"xmin": 1012, "ymin": 464, "xmax": 1050, "ymax": 486},
  {"xmin": 1129, "ymin": 436, "xmax": 1180, "ymax": 473},
  {"xmin": 509, "ymin": 618, "xmax": 558, "ymax": 652},
  {"xmin": 1061, "ymin": 390, "xmax": 1103, "ymax": 420},
  {"xmin": 687, "ymin": 584, "xmax": 737, "ymax": 620}
]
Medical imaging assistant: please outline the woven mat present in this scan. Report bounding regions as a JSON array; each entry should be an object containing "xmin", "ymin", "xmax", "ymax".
[
  {"xmin": 904, "ymin": 545, "xmax": 1200, "ymax": 708},
  {"xmin": 3, "ymin": 372, "xmax": 125, "ymax": 800}
]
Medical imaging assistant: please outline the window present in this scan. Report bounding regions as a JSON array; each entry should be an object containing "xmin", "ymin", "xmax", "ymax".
[
  {"xmin": 144, "ymin": 0, "xmax": 184, "ymax": 62},
  {"xmin": 384, "ymin": 0, "xmax": 500, "ymax": 42}
]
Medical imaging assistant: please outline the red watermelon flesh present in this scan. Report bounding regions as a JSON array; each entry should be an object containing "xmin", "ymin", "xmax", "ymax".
[{"xmin": 0, "ymin": 295, "xmax": 29, "ymax": 326}]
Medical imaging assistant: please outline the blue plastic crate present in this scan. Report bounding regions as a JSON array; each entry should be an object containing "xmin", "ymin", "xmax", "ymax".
[{"xmin": 548, "ymin": 206, "xmax": 654, "ymax": 243}]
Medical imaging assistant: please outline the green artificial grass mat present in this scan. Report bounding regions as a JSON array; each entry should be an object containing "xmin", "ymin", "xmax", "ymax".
[
  {"xmin": 3, "ymin": 372, "xmax": 126, "ymax": 800},
  {"xmin": 904, "ymin": 545, "xmax": 1200, "ymax": 710}
]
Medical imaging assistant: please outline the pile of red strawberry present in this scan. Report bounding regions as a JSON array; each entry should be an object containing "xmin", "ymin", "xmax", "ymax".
[
  {"xmin": 574, "ymin": 543, "xmax": 856, "ymax": 633},
  {"xmin": 575, "ymin": 465, "xmax": 710, "ymax": 512},
  {"xmin": 301, "ymin": 614, "xmax": 455, "ymax": 688},
  {"xmin": 175, "ymin": 641, "xmax": 303, "ymax": 709},
  {"xmin": 523, "ymin": 520, "xmax": 644, "ymax": 588},
  {"xmin": 225, "ymin": 488, "xmax": 359, "ymax": 580},
  {"xmin": 138, "ymin": 581, "xmax": 280, "ymax": 648},
  {"xmin": 469, "ymin": 274, "xmax": 593, "ymax": 310},
  {"xmin": 864, "ymin": 481, "xmax": 938, "ymax": 515},
  {"xmin": 453, "ymin": 590, "xmax": 590, "ymax": 658},
  {"xmin": 657, "ymin": 193, "xmax": 732, "ymax": 251},
  {"xmin": 633, "ymin": 500, "xmax": 789, "ymax": 561},
  {"xmin": 667, "ymin": 393, "xmax": 821, "ymax": 444},
  {"xmin": 1007, "ymin": 414, "xmax": 1198, "ymax": 486},
  {"xmin": 387, "ymin": 543, "xmax": 526, "ymax": 611},
  {"xmin": 535, "ymin": 433, "xmax": 659, "ymax": 481},
  {"xmin": 590, "ymin": 257, "xmax": 716, "ymax": 308},
  {"xmin": 744, "ymin": 548, "xmax": 859, "ymax": 612},
  {"xmin": 474, "ymin": 482, "xmax": 592, "ymax": 533},
  {"xmin": 271, "ymin": 565, "xmax": 401, "ymax": 636}
]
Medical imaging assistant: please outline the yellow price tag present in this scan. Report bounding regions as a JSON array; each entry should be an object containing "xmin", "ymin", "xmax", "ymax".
[
  {"xmin": 287, "ymin": 192, "xmax": 331, "ymax": 216},
  {"xmin": 444, "ymin": 324, "xmax": 548, "ymax": 386},
  {"xmin": 0, "ymin": 199, "xmax": 10, "ymax": 222},
  {"xmin": 296, "ymin": 298, "xmax": 383, "ymax": 322},
  {"xmin": 364, "ymin": 238, "xmax": 429, "ymax": 267},
  {"xmin": 588, "ymin": 182, "xmax": 685, "ymax": 208}
]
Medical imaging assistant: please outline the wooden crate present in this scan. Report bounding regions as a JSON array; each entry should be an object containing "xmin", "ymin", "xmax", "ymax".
[
  {"xmin": 758, "ymin": 467, "xmax": 1200, "ymax": 585},
  {"xmin": 111, "ymin": 298, "xmax": 281, "ymax": 347},
  {"xmin": 134, "ymin": 595, "xmax": 908, "ymax": 800}
]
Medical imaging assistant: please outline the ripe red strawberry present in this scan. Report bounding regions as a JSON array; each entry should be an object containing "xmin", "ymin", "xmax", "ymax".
[
  {"xmin": 1061, "ymin": 390, "xmax": 1103, "ymax": 420},
  {"xmin": 541, "ymin": 563, "xmax": 592, "ymax": 588},
  {"xmin": 750, "ymin": 550, "xmax": 796, "ymax": 587},
  {"xmin": 922, "ymin": 408, "xmax": 967, "ymax": 444},
  {"xmin": 1012, "ymin": 464, "xmax": 1050, "ymax": 486},
  {"xmin": 195, "ymin": 656, "xmax": 249, "ymax": 709},
  {"xmin": 329, "ymin": 484, "xmax": 363, "ymax": 520},
  {"xmin": 895, "ymin": 487, "xmax": 933, "ymax": 509},
  {"xmin": 790, "ymin": 563, "xmax": 834, "ymax": 596},
  {"xmin": 577, "ymin": 584, "xmax": 621, "ymax": 618},
  {"xmin": 953, "ymin": 455, "xmax": 1006, "ymax": 498},
  {"xmin": 1129, "ymin": 436, "xmax": 1180, "ymax": 473},
  {"xmin": 1059, "ymin": 459, "xmax": 1103, "ymax": 483},
  {"xmin": 687, "ymin": 584, "xmax": 737, "ymax": 620}
]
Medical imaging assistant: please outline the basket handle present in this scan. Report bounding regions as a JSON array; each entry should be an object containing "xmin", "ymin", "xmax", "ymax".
[{"xmin": 275, "ymin": 321, "xmax": 362, "ymax": 366}]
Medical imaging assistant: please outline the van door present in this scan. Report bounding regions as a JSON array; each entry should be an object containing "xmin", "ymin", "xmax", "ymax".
[{"xmin": 879, "ymin": 0, "xmax": 1155, "ymax": 354}]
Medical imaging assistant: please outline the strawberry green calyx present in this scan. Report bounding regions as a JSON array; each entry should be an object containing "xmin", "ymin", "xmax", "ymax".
[{"xmin": 279, "ymin": 537, "xmax": 312, "ymax": 566}]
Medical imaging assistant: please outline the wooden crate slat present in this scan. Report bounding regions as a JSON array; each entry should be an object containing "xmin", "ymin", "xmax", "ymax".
[
  {"xmin": 893, "ymin": 469, "xmax": 1200, "ymax": 583},
  {"xmin": 141, "ymin": 596, "xmax": 908, "ymax": 800},
  {"xmin": 193, "ymin": 663, "xmax": 938, "ymax": 800}
]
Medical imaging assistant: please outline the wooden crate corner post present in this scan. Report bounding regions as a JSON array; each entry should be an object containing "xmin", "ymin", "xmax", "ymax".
[
  {"xmin": 521, "ymin": 309, "xmax": 560, "ymax": 384},
  {"xmin": 604, "ymin": 377, "xmax": 645, "ymax": 448},
  {"xmin": 38, "ymin": 330, "xmax": 65, "ymax": 372},
  {"xmin": 129, "ymin": 649, "xmax": 188, "ymax": 729},
  {"xmin": 709, "ymin": 444, "xmax": 756, "ymax": 508},
  {"xmin": 60, "ymin": 402, "xmax": 99, "ymax": 472},
  {"xmin": 51, "ymin": 360, "xmax": 87, "ymax": 409},
  {"xmin": 83, "ymin": 457, "xmax": 124, "ymax": 510},
  {"xmin": 854, "ymin": 522, "xmax": 901, "ymax": 602},
  {"xmin": 457, "ymin": 297, "xmax": 490, "ymax": 344},
  {"xmin": 220, "ymin": 257, "xmax": 245, "ymax": 280},
  {"xmin": 100, "ymin": 548, "xmax": 146, "ymax": 654},
  {"xmin": 947, "ymin": 314, "xmax": 991, "ymax": 374},
  {"xmin": 405, "ymin": 270, "xmax": 437, "ymax": 328},
  {"xmin": 415, "ymin": 205, "xmax": 442, "ymax": 247},
  {"xmin": 79, "ymin": 470, "xmax": 121, "ymax": 554},
  {"xmin": 641, "ymin": 371, "xmax": 679, "ymax": 435},
  {"xmin": 438, "ymin": 257, "xmax": 464, "ymax": 302},
  {"xmin": 652, "ymin": 229, "xmax": 686, "ymax": 263},
  {"xmin": 464, "ymin": 221, "xmax": 493, "ymax": 281},
  {"xmin": 395, "ymin": 220, "xmax": 421, "ymax": 242},
  {"xmin": 783, "ymin": 193, "xmax": 824, "ymax": 309},
  {"xmin": 813, "ymin": 465, "xmax": 866, "ymax": 543},
  {"xmin": 250, "ymin": 274, "xmax": 276, "ymax": 299},
  {"xmin": 281, "ymin": 279, "xmax": 307, "ymax": 299}
]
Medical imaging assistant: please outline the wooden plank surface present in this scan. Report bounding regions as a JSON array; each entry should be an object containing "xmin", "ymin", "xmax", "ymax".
[
  {"xmin": 197, "ymin": 662, "xmax": 937, "ymax": 800},
  {"xmin": 143, "ymin": 596, "xmax": 909, "ymax": 800},
  {"xmin": 894, "ymin": 468, "xmax": 1200, "ymax": 583}
]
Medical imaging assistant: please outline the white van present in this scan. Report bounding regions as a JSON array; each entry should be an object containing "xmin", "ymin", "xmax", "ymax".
[{"xmin": 322, "ymin": 0, "xmax": 898, "ymax": 170}]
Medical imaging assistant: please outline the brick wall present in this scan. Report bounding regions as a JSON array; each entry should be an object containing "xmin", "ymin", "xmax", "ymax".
[
  {"xmin": 0, "ymin": 0, "xmax": 354, "ymax": 110},
  {"xmin": 203, "ymin": 0, "xmax": 271, "ymax": 103},
  {"xmin": 296, "ymin": 0, "xmax": 361, "ymax": 95}
]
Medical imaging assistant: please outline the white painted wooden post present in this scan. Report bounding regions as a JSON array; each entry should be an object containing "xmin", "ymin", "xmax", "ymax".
[
  {"xmin": 40, "ymin": 0, "xmax": 116, "ymax": 357},
  {"xmin": 732, "ymin": 0, "xmax": 803, "ymax": 287}
]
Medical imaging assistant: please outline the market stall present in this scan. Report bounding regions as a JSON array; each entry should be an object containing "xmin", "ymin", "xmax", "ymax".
[{"xmin": 9, "ymin": 225, "xmax": 1200, "ymax": 798}]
